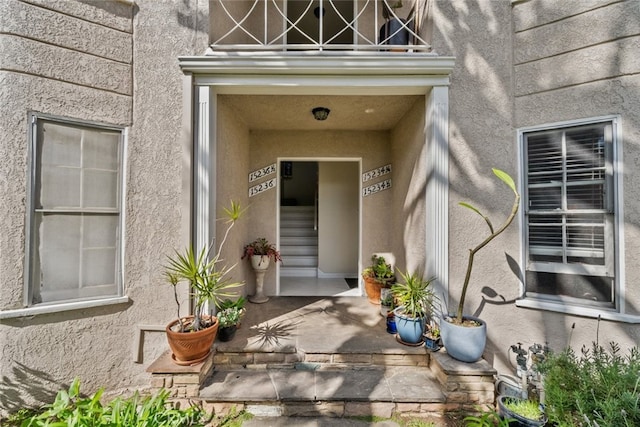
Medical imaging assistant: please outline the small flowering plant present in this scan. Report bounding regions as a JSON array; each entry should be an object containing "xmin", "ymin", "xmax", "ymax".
[{"xmin": 242, "ymin": 237, "xmax": 282, "ymax": 263}]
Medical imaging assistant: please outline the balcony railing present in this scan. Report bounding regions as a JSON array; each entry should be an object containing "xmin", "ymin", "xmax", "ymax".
[{"xmin": 210, "ymin": 0, "xmax": 431, "ymax": 52}]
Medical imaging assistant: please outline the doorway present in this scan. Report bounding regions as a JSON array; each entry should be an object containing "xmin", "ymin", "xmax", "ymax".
[{"xmin": 279, "ymin": 159, "xmax": 360, "ymax": 296}]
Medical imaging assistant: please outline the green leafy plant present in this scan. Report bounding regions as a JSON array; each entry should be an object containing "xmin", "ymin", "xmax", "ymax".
[
  {"xmin": 362, "ymin": 255, "xmax": 395, "ymax": 284},
  {"xmin": 164, "ymin": 200, "xmax": 244, "ymax": 332},
  {"xmin": 9, "ymin": 378, "xmax": 207, "ymax": 426},
  {"xmin": 464, "ymin": 408, "xmax": 512, "ymax": 427},
  {"xmin": 453, "ymin": 168, "xmax": 520, "ymax": 324},
  {"xmin": 391, "ymin": 270, "xmax": 437, "ymax": 319},
  {"xmin": 503, "ymin": 398, "xmax": 544, "ymax": 420},
  {"xmin": 218, "ymin": 296, "xmax": 246, "ymax": 311},
  {"xmin": 217, "ymin": 307, "xmax": 241, "ymax": 328},
  {"xmin": 539, "ymin": 342, "xmax": 640, "ymax": 427}
]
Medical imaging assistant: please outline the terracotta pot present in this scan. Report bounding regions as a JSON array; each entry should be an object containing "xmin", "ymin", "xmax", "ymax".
[
  {"xmin": 363, "ymin": 276, "xmax": 382, "ymax": 305},
  {"xmin": 166, "ymin": 315, "xmax": 219, "ymax": 366}
]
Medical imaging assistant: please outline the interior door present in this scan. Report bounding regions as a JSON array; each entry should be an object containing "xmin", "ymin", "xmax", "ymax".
[{"xmin": 318, "ymin": 162, "xmax": 359, "ymax": 278}]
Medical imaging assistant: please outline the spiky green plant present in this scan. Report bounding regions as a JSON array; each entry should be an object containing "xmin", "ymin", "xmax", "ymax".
[{"xmin": 164, "ymin": 200, "xmax": 245, "ymax": 332}]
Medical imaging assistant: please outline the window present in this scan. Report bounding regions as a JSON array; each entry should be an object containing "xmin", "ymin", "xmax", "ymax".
[
  {"xmin": 26, "ymin": 114, "xmax": 125, "ymax": 306},
  {"xmin": 521, "ymin": 117, "xmax": 620, "ymax": 309}
]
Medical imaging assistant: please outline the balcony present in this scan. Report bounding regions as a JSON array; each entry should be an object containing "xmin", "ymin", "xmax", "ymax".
[{"xmin": 209, "ymin": 0, "xmax": 431, "ymax": 53}]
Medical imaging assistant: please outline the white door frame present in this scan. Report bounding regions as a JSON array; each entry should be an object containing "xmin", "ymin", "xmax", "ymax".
[{"xmin": 276, "ymin": 157, "xmax": 362, "ymax": 296}]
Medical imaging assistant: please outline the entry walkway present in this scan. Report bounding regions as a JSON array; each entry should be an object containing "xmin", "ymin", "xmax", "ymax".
[{"xmin": 148, "ymin": 296, "xmax": 496, "ymax": 422}]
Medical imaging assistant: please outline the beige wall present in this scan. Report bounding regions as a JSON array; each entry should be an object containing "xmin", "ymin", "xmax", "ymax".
[
  {"xmin": 391, "ymin": 97, "xmax": 427, "ymax": 275},
  {"xmin": 0, "ymin": 0, "xmax": 209, "ymax": 414},
  {"xmin": 431, "ymin": 0, "xmax": 640, "ymax": 374},
  {"xmin": 233, "ymin": 129, "xmax": 394, "ymax": 295}
]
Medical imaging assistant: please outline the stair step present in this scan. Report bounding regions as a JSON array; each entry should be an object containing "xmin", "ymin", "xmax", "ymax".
[
  {"xmin": 280, "ymin": 267, "xmax": 318, "ymax": 277},
  {"xmin": 281, "ymin": 218, "xmax": 315, "ymax": 228},
  {"xmin": 199, "ymin": 365, "xmax": 445, "ymax": 404},
  {"xmin": 282, "ymin": 256, "xmax": 318, "ymax": 267},
  {"xmin": 281, "ymin": 236, "xmax": 318, "ymax": 246},
  {"xmin": 281, "ymin": 246, "xmax": 318, "ymax": 256},
  {"xmin": 281, "ymin": 227, "xmax": 318, "ymax": 237}
]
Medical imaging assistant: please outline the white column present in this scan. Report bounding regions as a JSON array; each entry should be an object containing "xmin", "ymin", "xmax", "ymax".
[
  {"xmin": 425, "ymin": 86, "xmax": 450, "ymax": 312},
  {"xmin": 194, "ymin": 86, "xmax": 211, "ymax": 254}
]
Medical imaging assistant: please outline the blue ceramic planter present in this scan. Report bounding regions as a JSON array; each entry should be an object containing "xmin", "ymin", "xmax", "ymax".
[{"xmin": 393, "ymin": 306, "xmax": 425, "ymax": 344}]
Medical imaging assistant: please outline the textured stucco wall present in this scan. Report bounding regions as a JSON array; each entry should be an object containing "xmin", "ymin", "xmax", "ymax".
[
  {"xmin": 431, "ymin": 0, "xmax": 640, "ymax": 375},
  {"xmin": 391, "ymin": 97, "xmax": 427, "ymax": 275},
  {"xmin": 511, "ymin": 0, "xmax": 640, "ymax": 340},
  {"xmin": 0, "ymin": 0, "xmax": 209, "ymax": 414},
  {"xmin": 215, "ymin": 95, "xmax": 252, "ymax": 299}
]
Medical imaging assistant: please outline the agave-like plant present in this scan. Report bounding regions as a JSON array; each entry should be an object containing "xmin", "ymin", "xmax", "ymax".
[
  {"xmin": 454, "ymin": 168, "xmax": 520, "ymax": 324},
  {"xmin": 164, "ymin": 201, "xmax": 245, "ymax": 332}
]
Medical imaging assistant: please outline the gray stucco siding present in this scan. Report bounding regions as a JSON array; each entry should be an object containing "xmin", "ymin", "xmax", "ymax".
[
  {"xmin": 514, "ymin": 1, "xmax": 640, "ymax": 65},
  {"xmin": 515, "ymin": 37, "xmax": 640, "ymax": 96},
  {"xmin": 1, "ymin": 0, "xmax": 133, "ymax": 64},
  {"xmin": 0, "ymin": 35, "xmax": 132, "ymax": 95},
  {"xmin": 513, "ymin": 0, "xmax": 624, "ymax": 33}
]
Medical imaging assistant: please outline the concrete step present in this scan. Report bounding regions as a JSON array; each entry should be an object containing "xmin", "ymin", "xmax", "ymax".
[{"xmin": 199, "ymin": 364, "xmax": 446, "ymax": 414}]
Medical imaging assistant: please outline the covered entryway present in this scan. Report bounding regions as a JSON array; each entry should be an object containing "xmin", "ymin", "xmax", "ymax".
[{"xmin": 179, "ymin": 54, "xmax": 453, "ymax": 302}]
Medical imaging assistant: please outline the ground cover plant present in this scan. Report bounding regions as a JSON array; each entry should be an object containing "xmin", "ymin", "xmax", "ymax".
[
  {"xmin": 3, "ymin": 378, "xmax": 208, "ymax": 426},
  {"xmin": 539, "ymin": 341, "xmax": 640, "ymax": 427}
]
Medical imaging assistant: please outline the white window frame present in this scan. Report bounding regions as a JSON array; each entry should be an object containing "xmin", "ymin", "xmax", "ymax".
[
  {"xmin": 516, "ymin": 115, "xmax": 638, "ymax": 323},
  {"xmin": 0, "ymin": 113, "xmax": 128, "ymax": 319}
]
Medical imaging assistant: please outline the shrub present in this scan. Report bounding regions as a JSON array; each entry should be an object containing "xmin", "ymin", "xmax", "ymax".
[
  {"xmin": 539, "ymin": 342, "xmax": 640, "ymax": 427},
  {"xmin": 6, "ymin": 378, "xmax": 208, "ymax": 426}
]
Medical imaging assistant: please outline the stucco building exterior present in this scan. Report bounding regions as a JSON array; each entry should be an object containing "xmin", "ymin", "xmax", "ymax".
[{"xmin": 1, "ymin": 0, "xmax": 639, "ymax": 414}]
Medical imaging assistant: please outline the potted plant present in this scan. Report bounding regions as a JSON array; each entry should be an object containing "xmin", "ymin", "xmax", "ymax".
[
  {"xmin": 163, "ymin": 201, "xmax": 244, "ymax": 365},
  {"xmin": 243, "ymin": 237, "xmax": 282, "ymax": 303},
  {"xmin": 497, "ymin": 395, "xmax": 547, "ymax": 427},
  {"xmin": 440, "ymin": 168, "xmax": 520, "ymax": 362},
  {"xmin": 424, "ymin": 323, "xmax": 441, "ymax": 351},
  {"xmin": 362, "ymin": 254, "xmax": 395, "ymax": 305},
  {"xmin": 219, "ymin": 296, "xmax": 247, "ymax": 327},
  {"xmin": 391, "ymin": 270, "xmax": 436, "ymax": 345},
  {"xmin": 216, "ymin": 306, "xmax": 241, "ymax": 342}
]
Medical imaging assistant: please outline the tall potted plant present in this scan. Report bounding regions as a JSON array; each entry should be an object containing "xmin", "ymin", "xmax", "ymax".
[
  {"xmin": 163, "ymin": 201, "xmax": 244, "ymax": 365},
  {"xmin": 440, "ymin": 169, "xmax": 520, "ymax": 362},
  {"xmin": 391, "ymin": 270, "xmax": 437, "ymax": 345},
  {"xmin": 242, "ymin": 237, "xmax": 282, "ymax": 303}
]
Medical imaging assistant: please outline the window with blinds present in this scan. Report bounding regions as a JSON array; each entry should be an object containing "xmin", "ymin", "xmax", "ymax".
[{"xmin": 523, "ymin": 121, "xmax": 616, "ymax": 306}]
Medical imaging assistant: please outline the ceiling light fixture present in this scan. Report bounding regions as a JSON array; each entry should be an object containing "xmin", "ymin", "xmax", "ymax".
[{"xmin": 312, "ymin": 107, "xmax": 330, "ymax": 121}]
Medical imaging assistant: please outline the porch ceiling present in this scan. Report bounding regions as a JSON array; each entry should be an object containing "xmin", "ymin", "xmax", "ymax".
[{"xmin": 220, "ymin": 94, "xmax": 421, "ymax": 130}]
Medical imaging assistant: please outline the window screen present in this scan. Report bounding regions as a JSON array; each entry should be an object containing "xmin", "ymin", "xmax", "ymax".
[{"xmin": 27, "ymin": 116, "xmax": 123, "ymax": 305}]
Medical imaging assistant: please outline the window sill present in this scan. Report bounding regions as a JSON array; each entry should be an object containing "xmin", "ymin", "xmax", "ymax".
[
  {"xmin": 516, "ymin": 299, "xmax": 640, "ymax": 324},
  {"xmin": 0, "ymin": 296, "xmax": 130, "ymax": 320}
]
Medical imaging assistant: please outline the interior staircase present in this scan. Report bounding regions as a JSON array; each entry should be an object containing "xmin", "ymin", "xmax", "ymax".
[{"xmin": 280, "ymin": 206, "xmax": 318, "ymax": 277}]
